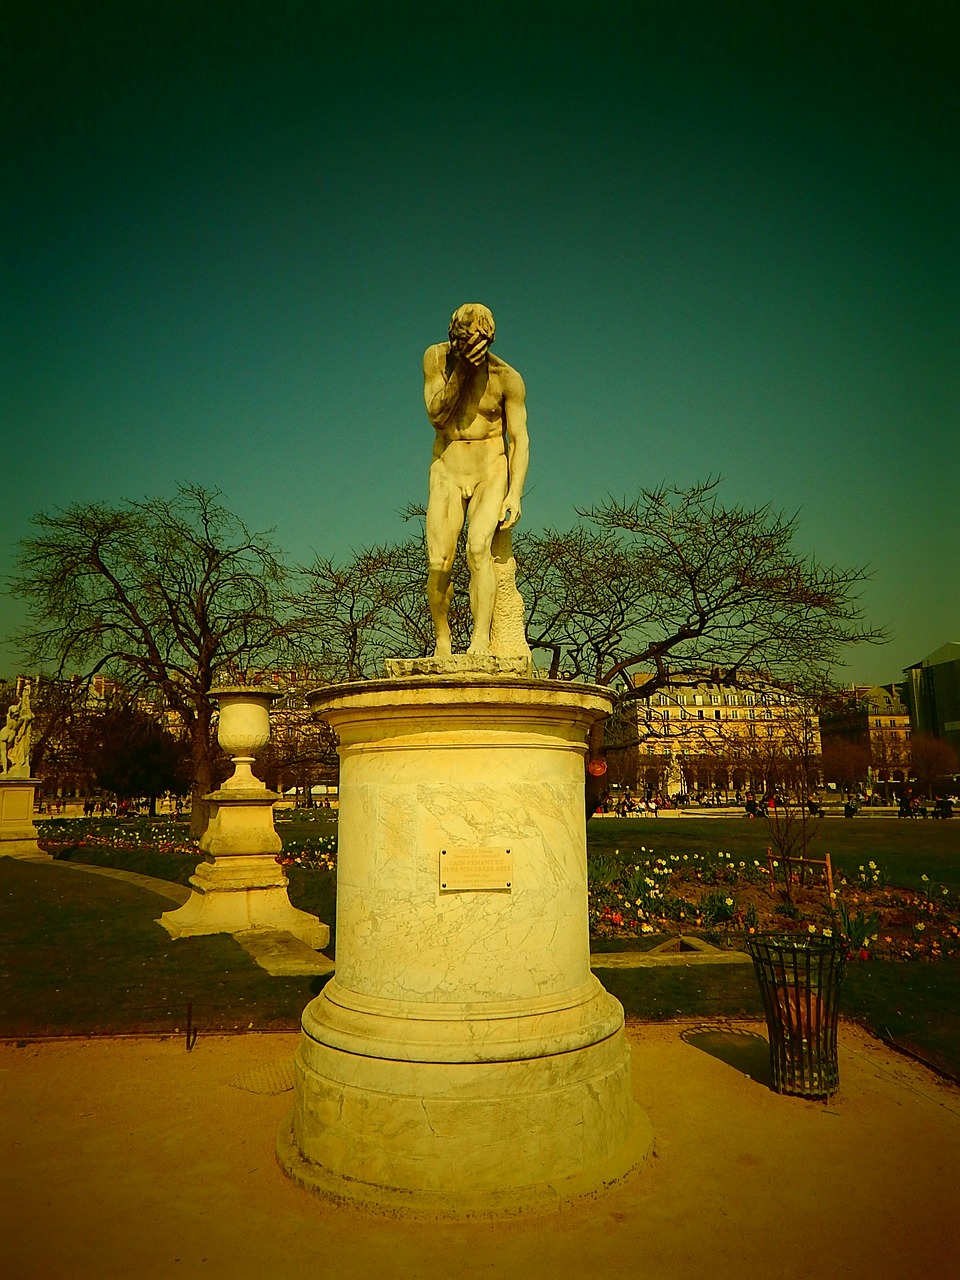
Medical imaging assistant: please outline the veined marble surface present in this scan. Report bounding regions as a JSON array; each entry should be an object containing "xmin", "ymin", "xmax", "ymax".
[{"xmin": 280, "ymin": 676, "xmax": 652, "ymax": 1211}]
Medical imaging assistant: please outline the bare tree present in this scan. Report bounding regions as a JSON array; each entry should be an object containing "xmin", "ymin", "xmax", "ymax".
[
  {"xmin": 9, "ymin": 486, "xmax": 297, "ymax": 834},
  {"xmin": 522, "ymin": 481, "xmax": 883, "ymax": 812},
  {"xmin": 869, "ymin": 728, "xmax": 911, "ymax": 798},
  {"xmin": 909, "ymin": 734, "xmax": 959, "ymax": 799},
  {"xmin": 821, "ymin": 739, "xmax": 871, "ymax": 796},
  {"xmin": 287, "ymin": 479, "xmax": 883, "ymax": 817}
]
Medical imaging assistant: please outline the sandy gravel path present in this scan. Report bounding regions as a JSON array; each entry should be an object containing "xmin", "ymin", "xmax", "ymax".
[{"xmin": 3, "ymin": 1020, "xmax": 959, "ymax": 1280}]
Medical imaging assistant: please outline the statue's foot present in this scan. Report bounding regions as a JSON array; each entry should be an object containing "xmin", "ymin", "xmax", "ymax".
[
  {"xmin": 466, "ymin": 642, "xmax": 491, "ymax": 656},
  {"xmin": 432, "ymin": 643, "xmax": 453, "ymax": 659}
]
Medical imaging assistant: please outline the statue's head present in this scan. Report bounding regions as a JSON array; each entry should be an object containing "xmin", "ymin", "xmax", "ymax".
[{"xmin": 449, "ymin": 303, "xmax": 495, "ymax": 347}]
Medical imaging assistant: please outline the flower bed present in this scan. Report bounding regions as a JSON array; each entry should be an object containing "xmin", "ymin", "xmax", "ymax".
[
  {"xmin": 36, "ymin": 821, "xmax": 960, "ymax": 963},
  {"xmin": 275, "ymin": 834, "xmax": 337, "ymax": 871},
  {"xmin": 588, "ymin": 846, "xmax": 960, "ymax": 962},
  {"xmin": 39, "ymin": 817, "xmax": 200, "ymax": 858}
]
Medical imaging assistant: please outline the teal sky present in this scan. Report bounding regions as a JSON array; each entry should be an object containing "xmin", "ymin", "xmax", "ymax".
[{"xmin": 2, "ymin": 1, "xmax": 958, "ymax": 685}]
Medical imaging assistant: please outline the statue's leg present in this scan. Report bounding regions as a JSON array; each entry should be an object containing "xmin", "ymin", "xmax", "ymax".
[
  {"xmin": 426, "ymin": 467, "xmax": 466, "ymax": 657},
  {"xmin": 464, "ymin": 471, "xmax": 507, "ymax": 655}
]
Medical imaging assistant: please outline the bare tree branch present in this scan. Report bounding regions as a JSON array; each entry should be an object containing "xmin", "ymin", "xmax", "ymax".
[{"xmin": 9, "ymin": 486, "xmax": 299, "ymax": 834}]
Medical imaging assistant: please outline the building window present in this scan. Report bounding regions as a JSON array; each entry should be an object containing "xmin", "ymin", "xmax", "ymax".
[
  {"xmin": 697, "ymin": 709, "xmax": 704, "ymax": 720},
  {"xmin": 714, "ymin": 709, "xmax": 722, "ymax": 720}
]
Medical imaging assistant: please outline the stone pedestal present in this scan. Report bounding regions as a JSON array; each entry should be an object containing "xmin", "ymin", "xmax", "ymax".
[
  {"xmin": 158, "ymin": 786, "xmax": 328, "ymax": 947},
  {"xmin": 0, "ymin": 778, "xmax": 49, "ymax": 859},
  {"xmin": 159, "ymin": 685, "xmax": 327, "ymax": 949},
  {"xmin": 278, "ymin": 676, "xmax": 653, "ymax": 1216}
]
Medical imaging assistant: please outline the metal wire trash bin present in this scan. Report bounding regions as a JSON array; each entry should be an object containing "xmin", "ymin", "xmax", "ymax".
[{"xmin": 747, "ymin": 933, "xmax": 847, "ymax": 1098}]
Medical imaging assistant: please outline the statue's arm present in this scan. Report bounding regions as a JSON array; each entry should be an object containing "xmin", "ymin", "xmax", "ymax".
[
  {"xmin": 499, "ymin": 370, "xmax": 529, "ymax": 529},
  {"xmin": 423, "ymin": 344, "xmax": 468, "ymax": 430}
]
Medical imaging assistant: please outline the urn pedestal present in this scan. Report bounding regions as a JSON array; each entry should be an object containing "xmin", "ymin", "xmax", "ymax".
[
  {"xmin": 278, "ymin": 676, "xmax": 652, "ymax": 1216},
  {"xmin": 159, "ymin": 687, "xmax": 327, "ymax": 948},
  {"xmin": 0, "ymin": 778, "xmax": 48, "ymax": 859}
]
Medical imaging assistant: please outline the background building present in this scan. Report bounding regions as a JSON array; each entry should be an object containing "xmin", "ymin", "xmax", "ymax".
[
  {"xmin": 903, "ymin": 642, "xmax": 960, "ymax": 752},
  {"xmin": 610, "ymin": 675, "xmax": 821, "ymax": 800},
  {"xmin": 819, "ymin": 684, "xmax": 912, "ymax": 797}
]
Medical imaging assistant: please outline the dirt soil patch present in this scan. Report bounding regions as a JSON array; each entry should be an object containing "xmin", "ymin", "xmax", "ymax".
[{"xmin": 3, "ymin": 1020, "xmax": 959, "ymax": 1279}]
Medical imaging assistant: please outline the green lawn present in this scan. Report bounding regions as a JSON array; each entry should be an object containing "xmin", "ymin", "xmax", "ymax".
[
  {"xmin": 0, "ymin": 859, "xmax": 324, "ymax": 1037},
  {"xmin": 586, "ymin": 815, "xmax": 960, "ymax": 894},
  {"xmin": 4, "ymin": 813, "xmax": 959, "ymax": 1080}
]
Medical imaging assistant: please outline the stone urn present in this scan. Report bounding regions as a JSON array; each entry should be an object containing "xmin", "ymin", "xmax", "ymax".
[
  {"xmin": 212, "ymin": 685, "xmax": 282, "ymax": 789},
  {"xmin": 157, "ymin": 682, "xmax": 329, "ymax": 949}
]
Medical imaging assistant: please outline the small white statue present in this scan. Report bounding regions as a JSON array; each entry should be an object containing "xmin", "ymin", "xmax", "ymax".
[{"xmin": 0, "ymin": 683, "xmax": 34, "ymax": 778}]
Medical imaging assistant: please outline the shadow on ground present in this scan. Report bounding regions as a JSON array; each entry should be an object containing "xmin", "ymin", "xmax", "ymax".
[{"xmin": 680, "ymin": 1024, "xmax": 773, "ymax": 1088}]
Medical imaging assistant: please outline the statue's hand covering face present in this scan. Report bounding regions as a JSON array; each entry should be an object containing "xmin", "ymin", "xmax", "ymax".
[{"xmin": 449, "ymin": 303, "xmax": 495, "ymax": 359}]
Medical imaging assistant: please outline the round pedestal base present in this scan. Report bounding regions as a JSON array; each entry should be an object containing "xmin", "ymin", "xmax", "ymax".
[
  {"xmin": 278, "ymin": 1029, "xmax": 650, "ymax": 1219},
  {"xmin": 277, "ymin": 978, "xmax": 651, "ymax": 1217}
]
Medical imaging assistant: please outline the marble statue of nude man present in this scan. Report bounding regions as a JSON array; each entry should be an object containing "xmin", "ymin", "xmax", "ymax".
[{"xmin": 423, "ymin": 303, "xmax": 529, "ymax": 657}]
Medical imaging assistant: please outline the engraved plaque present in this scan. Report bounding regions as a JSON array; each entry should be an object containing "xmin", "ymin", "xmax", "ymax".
[{"xmin": 439, "ymin": 847, "xmax": 513, "ymax": 892}]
